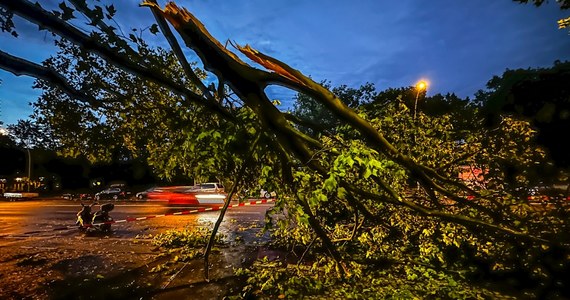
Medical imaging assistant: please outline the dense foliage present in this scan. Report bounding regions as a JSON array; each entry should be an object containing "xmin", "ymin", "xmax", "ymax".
[
  {"xmin": 30, "ymin": 32, "xmax": 264, "ymax": 185},
  {"xmin": 292, "ymin": 82, "xmax": 376, "ymax": 135},
  {"xmin": 251, "ymin": 90, "xmax": 567, "ymax": 298},
  {"xmin": 477, "ymin": 60, "xmax": 570, "ymax": 168}
]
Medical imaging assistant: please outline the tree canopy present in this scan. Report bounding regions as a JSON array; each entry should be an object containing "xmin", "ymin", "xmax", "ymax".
[{"xmin": 477, "ymin": 61, "xmax": 570, "ymax": 169}]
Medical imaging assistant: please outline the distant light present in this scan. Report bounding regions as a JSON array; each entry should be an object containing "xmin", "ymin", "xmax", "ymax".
[
  {"xmin": 416, "ymin": 80, "xmax": 428, "ymax": 91},
  {"xmin": 91, "ymin": 181, "xmax": 102, "ymax": 187},
  {"xmin": 15, "ymin": 177, "xmax": 23, "ymax": 182}
]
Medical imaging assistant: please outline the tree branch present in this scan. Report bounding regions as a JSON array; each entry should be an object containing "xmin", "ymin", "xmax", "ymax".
[
  {"xmin": 144, "ymin": 0, "xmax": 213, "ymax": 100},
  {"xmin": 0, "ymin": 49, "xmax": 109, "ymax": 109},
  {"xmin": 203, "ymin": 132, "xmax": 262, "ymax": 281},
  {"xmin": 0, "ymin": 0, "xmax": 232, "ymax": 121}
]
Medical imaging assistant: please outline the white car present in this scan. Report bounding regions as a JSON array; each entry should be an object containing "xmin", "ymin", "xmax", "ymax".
[{"xmin": 187, "ymin": 182, "xmax": 225, "ymax": 193}]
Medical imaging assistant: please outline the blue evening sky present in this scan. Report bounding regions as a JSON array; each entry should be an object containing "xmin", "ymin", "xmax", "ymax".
[{"xmin": 1, "ymin": 0, "xmax": 569, "ymax": 125}]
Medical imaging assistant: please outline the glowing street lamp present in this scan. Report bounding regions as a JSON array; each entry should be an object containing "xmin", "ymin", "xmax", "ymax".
[{"xmin": 414, "ymin": 80, "xmax": 428, "ymax": 120}]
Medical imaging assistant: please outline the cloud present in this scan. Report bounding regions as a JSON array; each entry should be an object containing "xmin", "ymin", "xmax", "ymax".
[
  {"xmin": 0, "ymin": 73, "xmax": 40, "ymax": 125},
  {"xmin": 1, "ymin": 0, "xmax": 569, "ymax": 122}
]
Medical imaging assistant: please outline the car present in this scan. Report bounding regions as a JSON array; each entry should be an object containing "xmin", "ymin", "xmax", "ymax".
[
  {"xmin": 136, "ymin": 186, "xmax": 192, "ymax": 200},
  {"xmin": 187, "ymin": 182, "xmax": 225, "ymax": 193},
  {"xmin": 135, "ymin": 186, "xmax": 159, "ymax": 200},
  {"xmin": 62, "ymin": 188, "xmax": 96, "ymax": 201},
  {"xmin": 527, "ymin": 183, "xmax": 570, "ymax": 204},
  {"xmin": 146, "ymin": 186, "xmax": 194, "ymax": 201},
  {"xmin": 63, "ymin": 193, "xmax": 94, "ymax": 201},
  {"xmin": 168, "ymin": 191, "xmax": 227, "ymax": 206},
  {"xmin": 147, "ymin": 187, "xmax": 227, "ymax": 206},
  {"xmin": 94, "ymin": 187, "xmax": 131, "ymax": 201}
]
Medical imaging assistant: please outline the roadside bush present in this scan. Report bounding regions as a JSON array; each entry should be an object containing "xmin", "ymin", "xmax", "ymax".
[
  {"xmin": 234, "ymin": 257, "xmax": 509, "ymax": 299},
  {"xmin": 152, "ymin": 227, "xmax": 225, "ymax": 249}
]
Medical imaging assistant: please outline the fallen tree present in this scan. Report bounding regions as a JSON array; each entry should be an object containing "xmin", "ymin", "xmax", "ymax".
[{"xmin": 1, "ymin": 1, "xmax": 569, "ymax": 298}]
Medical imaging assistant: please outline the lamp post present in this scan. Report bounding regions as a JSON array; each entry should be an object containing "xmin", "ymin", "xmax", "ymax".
[
  {"xmin": 26, "ymin": 148, "xmax": 31, "ymax": 192},
  {"xmin": 0, "ymin": 127, "xmax": 7, "ymax": 194},
  {"xmin": 414, "ymin": 80, "xmax": 428, "ymax": 120}
]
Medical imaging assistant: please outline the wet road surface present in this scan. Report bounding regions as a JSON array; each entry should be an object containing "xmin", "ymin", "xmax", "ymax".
[
  {"xmin": 0, "ymin": 198, "xmax": 271, "ymax": 239},
  {"xmin": 0, "ymin": 198, "xmax": 277, "ymax": 299}
]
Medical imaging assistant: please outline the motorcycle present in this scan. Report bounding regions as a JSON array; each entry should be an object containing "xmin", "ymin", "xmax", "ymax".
[
  {"xmin": 92, "ymin": 203, "xmax": 114, "ymax": 232},
  {"xmin": 76, "ymin": 202, "xmax": 95, "ymax": 230},
  {"xmin": 76, "ymin": 202, "xmax": 115, "ymax": 232}
]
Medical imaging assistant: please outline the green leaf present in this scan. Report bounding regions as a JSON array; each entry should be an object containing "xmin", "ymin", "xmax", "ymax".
[{"xmin": 323, "ymin": 175, "xmax": 336, "ymax": 192}]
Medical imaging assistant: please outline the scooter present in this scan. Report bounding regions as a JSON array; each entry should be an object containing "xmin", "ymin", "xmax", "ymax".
[
  {"xmin": 76, "ymin": 202, "xmax": 95, "ymax": 230},
  {"xmin": 76, "ymin": 202, "xmax": 115, "ymax": 232},
  {"xmin": 91, "ymin": 203, "xmax": 114, "ymax": 232}
]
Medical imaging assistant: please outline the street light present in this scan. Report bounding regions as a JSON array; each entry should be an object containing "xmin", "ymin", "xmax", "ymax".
[
  {"xmin": 414, "ymin": 80, "xmax": 428, "ymax": 120},
  {"xmin": 26, "ymin": 148, "xmax": 31, "ymax": 192}
]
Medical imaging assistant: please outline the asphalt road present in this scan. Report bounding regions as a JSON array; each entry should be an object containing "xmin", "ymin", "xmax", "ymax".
[
  {"xmin": 0, "ymin": 198, "xmax": 277, "ymax": 299},
  {"xmin": 0, "ymin": 198, "xmax": 272, "ymax": 239}
]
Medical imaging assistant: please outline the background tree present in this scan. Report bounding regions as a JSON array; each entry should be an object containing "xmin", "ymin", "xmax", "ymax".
[
  {"xmin": 292, "ymin": 82, "xmax": 376, "ymax": 135},
  {"xmin": 7, "ymin": 119, "xmax": 57, "ymax": 150},
  {"xmin": 363, "ymin": 87, "xmax": 478, "ymax": 135},
  {"xmin": 0, "ymin": 126, "xmax": 22, "ymax": 178},
  {"xmin": 476, "ymin": 60, "xmax": 570, "ymax": 170}
]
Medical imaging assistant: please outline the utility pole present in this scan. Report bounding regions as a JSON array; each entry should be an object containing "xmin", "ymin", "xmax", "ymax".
[
  {"xmin": 413, "ymin": 80, "xmax": 427, "ymax": 121},
  {"xmin": 27, "ymin": 148, "xmax": 31, "ymax": 192}
]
